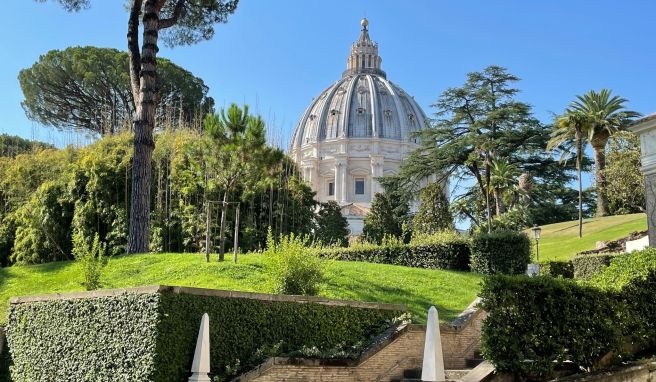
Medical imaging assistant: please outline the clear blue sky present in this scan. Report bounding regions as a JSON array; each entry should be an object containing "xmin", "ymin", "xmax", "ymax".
[{"xmin": 1, "ymin": 0, "xmax": 654, "ymax": 176}]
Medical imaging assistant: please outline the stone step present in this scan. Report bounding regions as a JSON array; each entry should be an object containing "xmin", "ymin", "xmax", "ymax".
[{"xmin": 391, "ymin": 369, "xmax": 472, "ymax": 382}]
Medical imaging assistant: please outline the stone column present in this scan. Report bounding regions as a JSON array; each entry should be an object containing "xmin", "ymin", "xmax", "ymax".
[
  {"xmin": 370, "ymin": 155, "xmax": 384, "ymax": 197},
  {"xmin": 335, "ymin": 156, "xmax": 348, "ymax": 204},
  {"xmin": 630, "ymin": 115, "xmax": 656, "ymax": 247}
]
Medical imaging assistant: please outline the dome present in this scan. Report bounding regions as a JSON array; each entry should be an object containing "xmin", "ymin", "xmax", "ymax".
[
  {"xmin": 289, "ymin": 20, "xmax": 428, "ymax": 150},
  {"xmin": 288, "ymin": 19, "xmax": 432, "ymax": 235}
]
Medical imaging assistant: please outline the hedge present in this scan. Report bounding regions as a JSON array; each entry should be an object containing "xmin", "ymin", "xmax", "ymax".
[
  {"xmin": 539, "ymin": 261, "xmax": 574, "ymax": 278},
  {"xmin": 319, "ymin": 238, "xmax": 470, "ymax": 271},
  {"xmin": 5, "ymin": 286, "xmax": 403, "ymax": 382},
  {"xmin": 571, "ymin": 253, "xmax": 619, "ymax": 279},
  {"xmin": 470, "ymin": 230, "xmax": 531, "ymax": 275},
  {"xmin": 481, "ymin": 249, "xmax": 656, "ymax": 379}
]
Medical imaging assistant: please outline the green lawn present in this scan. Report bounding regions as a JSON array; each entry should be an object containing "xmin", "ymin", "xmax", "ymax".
[
  {"xmin": 531, "ymin": 213, "xmax": 648, "ymax": 262},
  {"xmin": 0, "ymin": 252, "xmax": 482, "ymax": 325}
]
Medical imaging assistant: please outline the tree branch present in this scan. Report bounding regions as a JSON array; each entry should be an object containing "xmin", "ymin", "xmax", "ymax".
[{"xmin": 158, "ymin": 0, "xmax": 186, "ymax": 30}]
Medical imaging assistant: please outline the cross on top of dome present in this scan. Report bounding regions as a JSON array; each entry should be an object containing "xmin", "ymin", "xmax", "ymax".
[{"xmin": 344, "ymin": 18, "xmax": 385, "ymax": 78}]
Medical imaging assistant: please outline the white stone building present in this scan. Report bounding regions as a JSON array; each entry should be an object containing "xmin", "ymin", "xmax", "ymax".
[{"xmin": 289, "ymin": 18, "xmax": 430, "ymax": 234}]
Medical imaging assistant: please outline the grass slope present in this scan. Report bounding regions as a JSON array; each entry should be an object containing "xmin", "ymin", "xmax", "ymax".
[
  {"xmin": 532, "ymin": 213, "xmax": 647, "ymax": 262},
  {"xmin": 0, "ymin": 253, "xmax": 482, "ymax": 325}
]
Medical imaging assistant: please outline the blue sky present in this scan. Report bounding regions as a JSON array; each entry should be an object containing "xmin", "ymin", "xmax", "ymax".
[{"xmin": 1, "ymin": 0, "xmax": 655, "ymax": 180}]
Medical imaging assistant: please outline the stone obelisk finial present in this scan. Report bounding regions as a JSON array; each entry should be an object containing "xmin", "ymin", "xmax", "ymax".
[
  {"xmin": 421, "ymin": 306, "xmax": 446, "ymax": 381},
  {"xmin": 188, "ymin": 313, "xmax": 211, "ymax": 382}
]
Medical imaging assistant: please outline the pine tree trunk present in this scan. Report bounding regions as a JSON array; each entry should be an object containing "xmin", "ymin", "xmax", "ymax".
[
  {"xmin": 127, "ymin": 0, "xmax": 159, "ymax": 254},
  {"xmin": 591, "ymin": 134, "xmax": 610, "ymax": 217},
  {"xmin": 218, "ymin": 190, "xmax": 228, "ymax": 261}
]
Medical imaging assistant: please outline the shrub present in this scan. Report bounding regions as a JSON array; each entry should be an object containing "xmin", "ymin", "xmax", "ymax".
[
  {"xmin": 588, "ymin": 248, "xmax": 656, "ymax": 290},
  {"xmin": 319, "ymin": 231, "xmax": 470, "ymax": 271},
  {"xmin": 539, "ymin": 261, "xmax": 574, "ymax": 278},
  {"xmin": 72, "ymin": 231, "xmax": 108, "ymax": 291},
  {"xmin": 413, "ymin": 182, "xmax": 453, "ymax": 234},
  {"xmin": 6, "ymin": 287, "xmax": 402, "ymax": 382},
  {"xmin": 480, "ymin": 275, "xmax": 620, "ymax": 379},
  {"xmin": 470, "ymin": 230, "xmax": 531, "ymax": 275},
  {"xmin": 571, "ymin": 253, "xmax": 619, "ymax": 279},
  {"xmin": 264, "ymin": 231, "xmax": 324, "ymax": 296},
  {"xmin": 314, "ymin": 201, "xmax": 349, "ymax": 247}
]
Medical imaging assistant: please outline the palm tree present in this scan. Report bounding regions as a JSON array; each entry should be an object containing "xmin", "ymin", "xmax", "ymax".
[
  {"xmin": 570, "ymin": 89, "xmax": 640, "ymax": 216},
  {"xmin": 490, "ymin": 159, "xmax": 518, "ymax": 215},
  {"xmin": 547, "ymin": 110, "xmax": 587, "ymax": 237}
]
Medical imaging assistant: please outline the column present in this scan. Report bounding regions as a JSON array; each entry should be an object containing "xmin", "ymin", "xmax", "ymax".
[
  {"xmin": 629, "ymin": 115, "xmax": 656, "ymax": 247},
  {"xmin": 334, "ymin": 156, "xmax": 348, "ymax": 204},
  {"xmin": 370, "ymin": 155, "xmax": 384, "ymax": 198}
]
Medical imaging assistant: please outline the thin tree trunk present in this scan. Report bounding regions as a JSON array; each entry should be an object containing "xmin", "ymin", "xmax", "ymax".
[
  {"xmin": 127, "ymin": 0, "xmax": 159, "ymax": 254},
  {"xmin": 576, "ymin": 128, "xmax": 583, "ymax": 238},
  {"xmin": 591, "ymin": 136, "xmax": 610, "ymax": 217},
  {"xmin": 494, "ymin": 188, "xmax": 506, "ymax": 216},
  {"xmin": 218, "ymin": 190, "xmax": 228, "ymax": 261}
]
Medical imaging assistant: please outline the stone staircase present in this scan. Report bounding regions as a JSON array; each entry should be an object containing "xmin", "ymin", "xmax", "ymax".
[{"xmin": 390, "ymin": 353, "xmax": 486, "ymax": 382}]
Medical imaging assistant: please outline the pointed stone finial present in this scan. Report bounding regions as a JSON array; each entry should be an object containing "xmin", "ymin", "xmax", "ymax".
[
  {"xmin": 361, "ymin": 17, "xmax": 368, "ymax": 30},
  {"xmin": 189, "ymin": 313, "xmax": 211, "ymax": 382},
  {"xmin": 422, "ymin": 306, "xmax": 446, "ymax": 382}
]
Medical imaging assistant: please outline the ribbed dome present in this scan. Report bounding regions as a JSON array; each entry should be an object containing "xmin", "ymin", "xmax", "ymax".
[{"xmin": 290, "ymin": 20, "xmax": 428, "ymax": 150}]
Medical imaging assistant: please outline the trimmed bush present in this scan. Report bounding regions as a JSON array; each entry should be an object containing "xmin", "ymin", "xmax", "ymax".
[
  {"xmin": 470, "ymin": 230, "xmax": 531, "ymax": 275},
  {"xmin": 264, "ymin": 232, "xmax": 324, "ymax": 296},
  {"xmin": 319, "ymin": 232, "xmax": 470, "ymax": 271},
  {"xmin": 480, "ymin": 275, "xmax": 620, "ymax": 379},
  {"xmin": 571, "ymin": 253, "xmax": 619, "ymax": 279},
  {"xmin": 5, "ymin": 286, "xmax": 402, "ymax": 382},
  {"xmin": 539, "ymin": 261, "xmax": 574, "ymax": 278}
]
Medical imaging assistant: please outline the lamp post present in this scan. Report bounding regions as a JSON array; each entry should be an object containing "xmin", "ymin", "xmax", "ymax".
[{"xmin": 532, "ymin": 225, "xmax": 542, "ymax": 263}]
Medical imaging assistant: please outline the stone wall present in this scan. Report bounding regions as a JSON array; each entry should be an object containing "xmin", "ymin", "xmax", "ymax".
[
  {"xmin": 232, "ymin": 300, "xmax": 486, "ymax": 382},
  {"xmin": 551, "ymin": 361, "xmax": 656, "ymax": 382}
]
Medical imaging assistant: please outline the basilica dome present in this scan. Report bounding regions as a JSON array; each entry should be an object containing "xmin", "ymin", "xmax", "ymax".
[
  {"xmin": 289, "ymin": 19, "xmax": 430, "ymax": 234},
  {"xmin": 290, "ymin": 22, "xmax": 428, "ymax": 148}
]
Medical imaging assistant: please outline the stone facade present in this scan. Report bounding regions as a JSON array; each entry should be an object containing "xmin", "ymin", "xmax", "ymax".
[
  {"xmin": 232, "ymin": 303, "xmax": 486, "ymax": 382},
  {"xmin": 629, "ymin": 113, "xmax": 656, "ymax": 247}
]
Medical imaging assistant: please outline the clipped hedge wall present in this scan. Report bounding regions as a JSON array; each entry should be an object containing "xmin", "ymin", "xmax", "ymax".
[
  {"xmin": 470, "ymin": 230, "xmax": 531, "ymax": 275},
  {"xmin": 320, "ymin": 240, "xmax": 470, "ymax": 271},
  {"xmin": 571, "ymin": 253, "xmax": 619, "ymax": 279},
  {"xmin": 481, "ymin": 249, "xmax": 656, "ymax": 379},
  {"xmin": 480, "ymin": 275, "xmax": 620, "ymax": 379},
  {"xmin": 539, "ymin": 261, "xmax": 574, "ymax": 278},
  {"xmin": 6, "ymin": 286, "xmax": 403, "ymax": 382}
]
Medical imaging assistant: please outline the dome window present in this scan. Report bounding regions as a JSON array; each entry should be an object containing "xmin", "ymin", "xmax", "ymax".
[
  {"xmin": 408, "ymin": 114, "xmax": 415, "ymax": 122},
  {"xmin": 384, "ymin": 109, "xmax": 392, "ymax": 118},
  {"xmin": 309, "ymin": 114, "xmax": 317, "ymax": 121},
  {"xmin": 357, "ymin": 107, "xmax": 365, "ymax": 115},
  {"xmin": 330, "ymin": 109, "xmax": 339, "ymax": 116}
]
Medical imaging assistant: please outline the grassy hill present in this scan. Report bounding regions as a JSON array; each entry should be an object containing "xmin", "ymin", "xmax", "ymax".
[
  {"xmin": 0, "ymin": 253, "xmax": 482, "ymax": 325},
  {"xmin": 531, "ymin": 213, "xmax": 647, "ymax": 261}
]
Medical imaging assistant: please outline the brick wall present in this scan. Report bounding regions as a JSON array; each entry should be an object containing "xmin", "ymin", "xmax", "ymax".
[{"xmin": 233, "ymin": 301, "xmax": 486, "ymax": 382}]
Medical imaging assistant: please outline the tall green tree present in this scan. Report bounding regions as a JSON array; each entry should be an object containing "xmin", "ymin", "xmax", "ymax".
[
  {"xmin": 569, "ymin": 89, "xmax": 640, "ymax": 216},
  {"xmin": 603, "ymin": 131, "xmax": 644, "ymax": 214},
  {"xmin": 398, "ymin": 66, "xmax": 572, "ymax": 230},
  {"xmin": 19, "ymin": 46, "xmax": 214, "ymax": 136},
  {"xmin": 41, "ymin": 0, "xmax": 239, "ymax": 254},
  {"xmin": 547, "ymin": 110, "xmax": 587, "ymax": 237},
  {"xmin": 413, "ymin": 182, "xmax": 453, "ymax": 235},
  {"xmin": 314, "ymin": 201, "xmax": 349, "ymax": 247},
  {"xmin": 362, "ymin": 193, "xmax": 402, "ymax": 245},
  {"xmin": 204, "ymin": 104, "xmax": 270, "ymax": 261}
]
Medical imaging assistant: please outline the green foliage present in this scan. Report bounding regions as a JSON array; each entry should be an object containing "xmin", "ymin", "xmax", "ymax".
[
  {"xmin": 314, "ymin": 201, "xmax": 349, "ymax": 247},
  {"xmin": 588, "ymin": 248, "xmax": 656, "ymax": 290},
  {"xmin": 413, "ymin": 182, "xmax": 453, "ymax": 235},
  {"xmin": 470, "ymin": 230, "xmax": 531, "ymax": 275},
  {"xmin": 6, "ymin": 288, "xmax": 400, "ymax": 382},
  {"xmin": 398, "ymin": 66, "xmax": 576, "ymax": 229},
  {"xmin": 320, "ymin": 231, "xmax": 470, "ymax": 271},
  {"xmin": 539, "ymin": 260, "xmax": 574, "ymax": 278},
  {"xmin": 477, "ymin": 205, "xmax": 532, "ymax": 233},
  {"xmin": 480, "ymin": 275, "xmax": 620, "ymax": 379},
  {"xmin": 481, "ymin": 257, "xmax": 656, "ymax": 378},
  {"xmin": 571, "ymin": 253, "xmax": 619, "ymax": 280},
  {"xmin": 72, "ymin": 231, "xmax": 107, "ymax": 291},
  {"xmin": 264, "ymin": 230, "xmax": 325, "ymax": 296},
  {"xmin": 19, "ymin": 46, "xmax": 214, "ymax": 135},
  {"xmin": 363, "ymin": 192, "xmax": 406, "ymax": 245},
  {"xmin": 603, "ymin": 131, "xmax": 644, "ymax": 215},
  {"xmin": 0, "ymin": 134, "xmax": 52, "ymax": 158}
]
